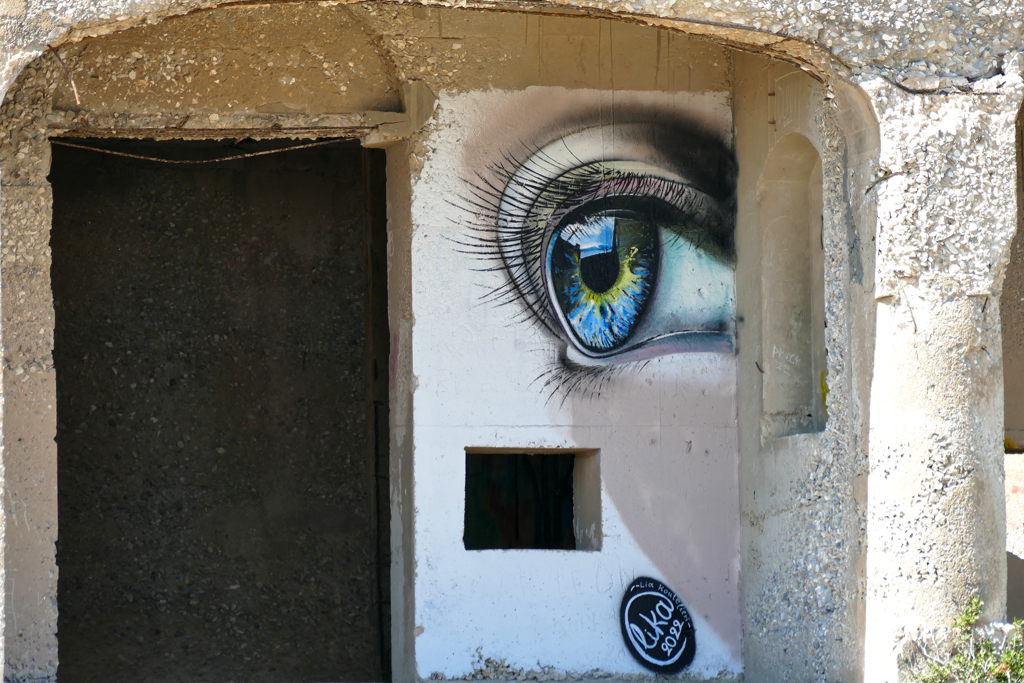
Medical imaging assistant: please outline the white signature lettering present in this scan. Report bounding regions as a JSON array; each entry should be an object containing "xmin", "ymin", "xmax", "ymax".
[
  {"xmin": 634, "ymin": 600, "xmax": 675, "ymax": 649},
  {"xmin": 629, "ymin": 623, "xmax": 658, "ymax": 650}
]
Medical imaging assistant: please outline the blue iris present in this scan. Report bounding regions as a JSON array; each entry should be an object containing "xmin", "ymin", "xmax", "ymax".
[{"xmin": 547, "ymin": 210, "xmax": 658, "ymax": 353}]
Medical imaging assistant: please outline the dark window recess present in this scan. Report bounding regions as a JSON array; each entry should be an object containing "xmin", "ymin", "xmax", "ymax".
[{"xmin": 464, "ymin": 453, "xmax": 576, "ymax": 550}]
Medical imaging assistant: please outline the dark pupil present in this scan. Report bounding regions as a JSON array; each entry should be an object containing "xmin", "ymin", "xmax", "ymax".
[
  {"xmin": 547, "ymin": 204, "xmax": 659, "ymax": 353},
  {"xmin": 579, "ymin": 242, "xmax": 619, "ymax": 293}
]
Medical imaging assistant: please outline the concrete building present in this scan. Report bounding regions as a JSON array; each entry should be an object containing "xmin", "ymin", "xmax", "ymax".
[{"xmin": 0, "ymin": 0, "xmax": 1019, "ymax": 682}]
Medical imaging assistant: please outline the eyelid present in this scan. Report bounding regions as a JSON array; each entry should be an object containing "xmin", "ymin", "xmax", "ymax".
[
  {"xmin": 494, "ymin": 156, "xmax": 733, "ymax": 339},
  {"xmin": 562, "ymin": 331, "xmax": 728, "ymax": 367},
  {"xmin": 500, "ymin": 159, "xmax": 727, "ymax": 251},
  {"xmin": 545, "ymin": 169, "xmax": 730, "ymax": 248}
]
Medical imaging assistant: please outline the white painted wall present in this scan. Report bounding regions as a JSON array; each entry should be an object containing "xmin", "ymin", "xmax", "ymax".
[{"xmin": 409, "ymin": 87, "xmax": 741, "ymax": 678}]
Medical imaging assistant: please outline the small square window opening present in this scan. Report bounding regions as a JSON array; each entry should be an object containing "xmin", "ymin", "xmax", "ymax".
[{"xmin": 463, "ymin": 449, "xmax": 601, "ymax": 551}]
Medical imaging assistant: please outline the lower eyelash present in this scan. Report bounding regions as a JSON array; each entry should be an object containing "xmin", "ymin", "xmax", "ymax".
[{"xmin": 537, "ymin": 354, "xmax": 656, "ymax": 406}]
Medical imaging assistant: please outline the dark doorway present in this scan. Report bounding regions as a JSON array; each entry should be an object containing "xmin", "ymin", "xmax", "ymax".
[{"xmin": 50, "ymin": 139, "xmax": 390, "ymax": 683}]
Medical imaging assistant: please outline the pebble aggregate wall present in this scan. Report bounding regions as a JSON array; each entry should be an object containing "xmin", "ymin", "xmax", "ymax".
[
  {"xmin": 0, "ymin": 0, "xmax": 1018, "ymax": 682},
  {"xmin": 862, "ymin": 61, "xmax": 1023, "ymax": 681},
  {"xmin": 865, "ymin": 64, "xmax": 1024, "ymax": 298},
  {"xmin": 731, "ymin": 55, "xmax": 872, "ymax": 683},
  {"xmin": 0, "ymin": 0, "xmax": 1021, "ymax": 86}
]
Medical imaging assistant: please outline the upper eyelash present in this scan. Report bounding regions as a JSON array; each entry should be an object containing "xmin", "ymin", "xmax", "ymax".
[
  {"xmin": 542, "ymin": 174, "xmax": 734, "ymax": 262},
  {"xmin": 450, "ymin": 147, "xmax": 568, "ymax": 335}
]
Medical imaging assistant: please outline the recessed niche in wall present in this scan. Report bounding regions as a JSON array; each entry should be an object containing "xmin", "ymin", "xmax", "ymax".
[
  {"xmin": 464, "ymin": 449, "xmax": 601, "ymax": 551},
  {"xmin": 758, "ymin": 133, "xmax": 827, "ymax": 440}
]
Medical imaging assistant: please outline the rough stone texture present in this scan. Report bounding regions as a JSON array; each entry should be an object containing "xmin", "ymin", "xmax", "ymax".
[
  {"xmin": 863, "ymin": 57, "xmax": 1024, "ymax": 298},
  {"xmin": 0, "ymin": 1, "xmax": 1016, "ymax": 683},
  {"xmin": 0, "ymin": 0, "xmax": 1017, "ymax": 86},
  {"xmin": 350, "ymin": 5, "xmax": 733, "ymax": 93},
  {"xmin": 385, "ymin": 137, "xmax": 417, "ymax": 683},
  {"xmin": 0, "ymin": 46, "xmax": 64, "ymax": 683},
  {"xmin": 732, "ymin": 55, "xmax": 874, "ymax": 683},
  {"xmin": 50, "ymin": 5, "xmax": 401, "ymax": 118},
  {"xmin": 1, "ymin": 181, "xmax": 57, "ymax": 683},
  {"xmin": 867, "ymin": 285, "xmax": 1007, "ymax": 681},
  {"xmin": 860, "ymin": 58, "xmax": 1024, "ymax": 683}
]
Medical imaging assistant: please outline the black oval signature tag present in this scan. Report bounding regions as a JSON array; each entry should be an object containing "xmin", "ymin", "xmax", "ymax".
[{"xmin": 619, "ymin": 577, "xmax": 696, "ymax": 673}]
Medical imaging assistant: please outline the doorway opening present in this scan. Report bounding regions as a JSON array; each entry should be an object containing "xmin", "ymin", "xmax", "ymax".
[{"xmin": 49, "ymin": 138, "xmax": 391, "ymax": 683}]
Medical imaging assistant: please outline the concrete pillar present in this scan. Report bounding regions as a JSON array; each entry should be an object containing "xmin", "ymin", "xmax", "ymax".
[
  {"xmin": 0, "ymin": 56, "xmax": 59, "ymax": 680},
  {"xmin": 862, "ymin": 55, "xmax": 1023, "ymax": 682},
  {"xmin": 385, "ymin": 140, "xmax": 417, "ymax": 683}
]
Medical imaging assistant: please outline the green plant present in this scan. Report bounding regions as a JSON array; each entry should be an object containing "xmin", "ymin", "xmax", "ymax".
[{"xmin": 915, "ymin": 598, "xmax": 1024, "ymax": 683}]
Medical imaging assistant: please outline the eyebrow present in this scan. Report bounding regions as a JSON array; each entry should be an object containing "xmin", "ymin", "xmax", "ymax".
[{"xmin": 543, "ymin": 106, "xmax": 738, "ymax": 205}]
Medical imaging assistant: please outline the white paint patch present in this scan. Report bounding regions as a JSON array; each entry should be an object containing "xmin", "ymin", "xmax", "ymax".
[{"xmin": 410, "ymin": 88, "xmax": 740, "ymax": 678}]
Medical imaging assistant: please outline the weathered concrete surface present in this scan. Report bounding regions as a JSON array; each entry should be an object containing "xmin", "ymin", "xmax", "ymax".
[
  {"xmin": 51, "ymin": 5, "xmax": 401, "ymax": 118},
  {"xmin": 0, "ymin": 0, "xmax": 1016, "ymax": 682},
  {"xmin": 0, "ymin": 0, "xmax": 1020, "ymax": 88},
  {"xmin": 0, "ymin": 9, "xmax": 406, "ymax": 681},
  {"xmin": 733, "ymin": 53, "xmax": 877, "ymax": 683},
  {"xmin": 385, "ymin": 137, "xmax": 417, "ymax": 683},
  {"xmin": 863, "ymin": 58, "xmax": 1024, "ymax": 683},
  {"xmin": 1, "ymin": 179, "xmax": 57, "ymax": 683},
  {"xmin": 868, "ymin": 288, "xmax": 1006, "ymax": 681}
]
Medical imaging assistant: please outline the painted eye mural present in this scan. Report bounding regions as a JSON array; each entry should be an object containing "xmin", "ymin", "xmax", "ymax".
[{"xmin": 460, "ymin": 117, "xmax": 738, "ymax": 393}]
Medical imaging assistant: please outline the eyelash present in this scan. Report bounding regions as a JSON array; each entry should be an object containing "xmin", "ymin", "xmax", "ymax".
[
  {"xmin": 454, "ymin": 148, "xmax": 564, "ymax": 334},
  {"xmin": 536, "ymin": 354, "xmax": 653, "ymax": 408},
  {"xmin": 452, "ymin": 147, "xmax": 715, "ymax": 402}
]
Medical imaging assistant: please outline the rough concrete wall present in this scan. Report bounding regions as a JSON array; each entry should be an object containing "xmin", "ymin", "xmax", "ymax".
[
  {"xmin": 0, "ymin": 8, "xmax": 405, "ymax": 680},
  {"xmin": 39, "ymin": 4, "xmax": 404, "ymax": 138},
  {"xmin": 0, "ymin": 0, "xmax": 1021, "ymax": 92},
  {"xmin": 52, "ymin": 5, "xmax": 400, "ymax": 118},
  {"xmin": 369, "ymin": 15, "xmax": 867, "ymax": 681},
  {"xmin": 734, "ymin": 55, "xmax": 872, "ymax": 683},
  {"xmin": 861, "ymin": 59, "xmax": 1024, "ymax": 682},
  {"xmin": 350, "ymin": 5, "xmax": 732, "ymax": 94},
  {"xmin": 0, "ymin": 6, "xmax": 868, "ymax": 683},
  {"xmin": 385, "ymin": 138, "xmax": 417, "ymax": 683},
  {"xmin": 348, "ymin": 15, "xmax": 751, "ymax": 680},
  {"xmin": 0, "ymin": 65, "xmax": 58, "ymax": 683},
  {"xmin": 0, "ymin": 1, "xmax": 1019, "ymax": 683}
]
